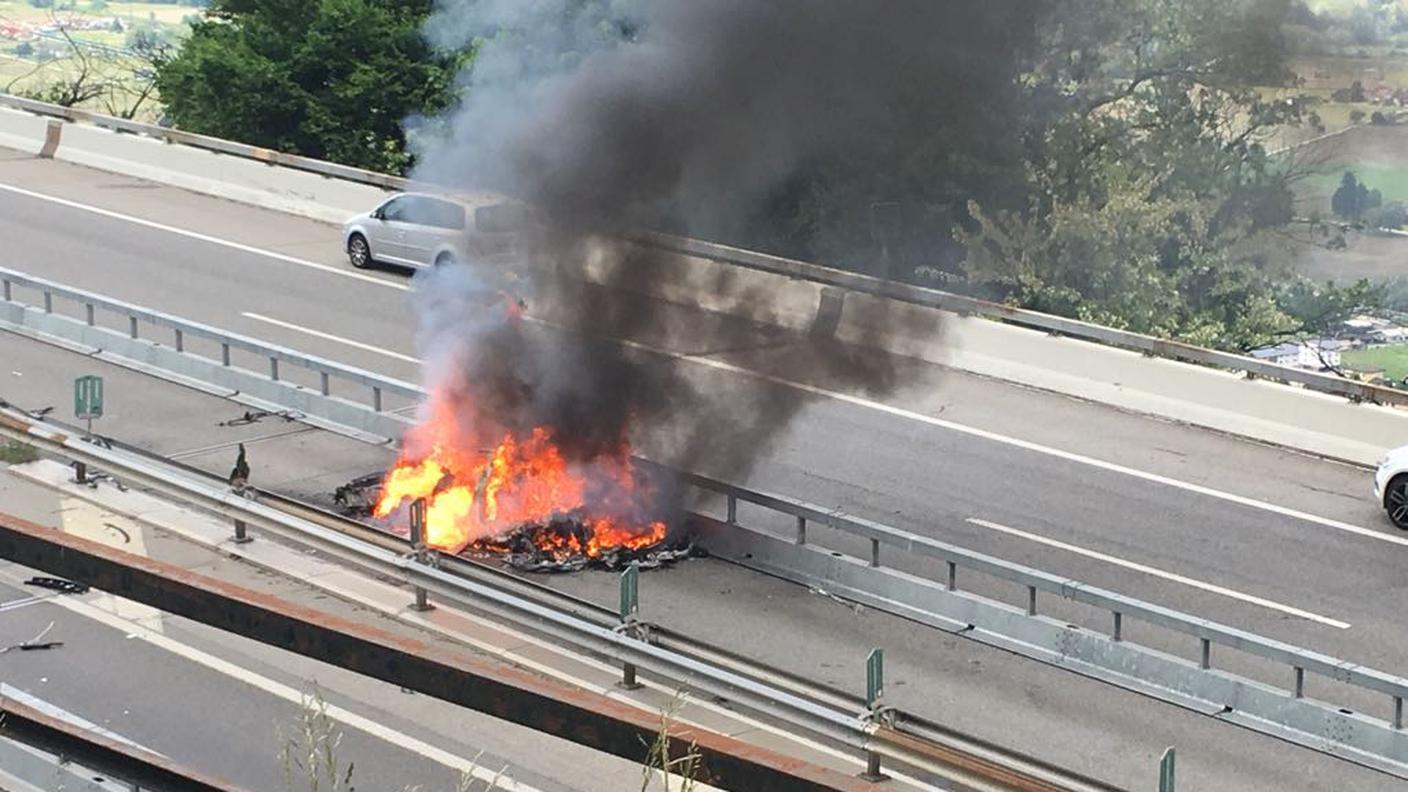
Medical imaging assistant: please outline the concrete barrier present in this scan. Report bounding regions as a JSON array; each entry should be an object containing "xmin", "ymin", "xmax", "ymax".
[
  {"xmin": 0, "ymin": 107, "xmax": 389, "ymax": 224},
  {"xmin": 3, "ymin": 103, "xmax": 1403, "ymax": 465}
]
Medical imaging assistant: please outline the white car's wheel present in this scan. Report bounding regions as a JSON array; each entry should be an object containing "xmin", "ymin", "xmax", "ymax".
[
  {"xmin": 348, "ymin": 234, "xmax": 372, "ymax": 269},
  {"xmin": 1386, "ymin": 475, "xmax": 1408, "ymax": 530}
]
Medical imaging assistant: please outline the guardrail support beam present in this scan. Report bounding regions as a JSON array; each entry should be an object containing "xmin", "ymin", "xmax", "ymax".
[{"xmin": 407, "ymin": 498, "xmax": 433, "ymax": 612}]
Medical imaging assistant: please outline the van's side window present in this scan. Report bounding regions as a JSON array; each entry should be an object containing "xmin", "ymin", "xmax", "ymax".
[
  {"xmin": 430, "ymin": 199, "xmax": 466, "ymax": 230},
  {"xmin": 380, "ymin": 197, "xmax": 408, "ymax": 221}
]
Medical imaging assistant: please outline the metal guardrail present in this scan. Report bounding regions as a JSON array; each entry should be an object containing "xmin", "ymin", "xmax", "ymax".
[
  {"xmin": 0, "ymin": 267, "xmax": 421, "ymax": 417},
  {"xmin": 672, "ymin": 470, "xmax": 1408, "ymax": 723},
  {"xmin": 2, "ymin": 91, "xmax": 1401, "ymax": 410},
  {"xmin": 2, "ymin": 265, "xmax": 1405, "ymax": 776},
  {"xmin": 0, "ymin": 406, "xmax": 1119, "ymax": 792}
]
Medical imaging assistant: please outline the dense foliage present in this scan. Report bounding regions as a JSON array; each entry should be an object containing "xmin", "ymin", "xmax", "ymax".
[{"xmin": 154, "ymin": 0, "xmax": 461, "ymax": 172}]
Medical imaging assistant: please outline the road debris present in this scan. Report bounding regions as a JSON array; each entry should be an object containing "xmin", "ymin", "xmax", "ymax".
[
  {"xmin": 1, "ymin": 621, "xmax": 62, "ymax": 654},
  {"xmin": 24, "ymin": 577, "xmax": 89, "ymax": 594}
]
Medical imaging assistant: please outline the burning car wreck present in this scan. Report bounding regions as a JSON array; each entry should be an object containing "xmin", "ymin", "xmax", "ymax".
[
  {"xmin": 334, "ymin": 460, "xmax": 694, "ymax": 573},
  {"xmin": 334, "ymin": 339, "xmax": 694, "ymax": 573}
]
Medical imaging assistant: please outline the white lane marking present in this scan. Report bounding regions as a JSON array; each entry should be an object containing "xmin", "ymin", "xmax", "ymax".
[
  {"xmin": 0, "ymin": 682, "xmax": 164, "ymax": 756},
  {"xmin": 6, "ymin": 180, "xmax": 1390, "ymax": 550},
  {"xmin": 242, "ymin": 312, "xmax": 420, "ymax": 363},
  {"xmin": 238, "ymin": 308, "xmax": 1408, "ymax": 554},
  {"xmin": 966, "ymin": 518, "xmax": 1352, "ymax": 629},
  {"xmin": 20, "ymin": 585, "xmax": 538, "ymax": 791},
  {"xmin": 551, "ymin": 329, "xmax": 1408, "ymax": 549},
  {"xmin": 0, "ymin": 182, "xmax": 408, "ymax": 292},
  {"xmin": 0, "ymin": 594, "xmax": 49, "ymax": 613}
]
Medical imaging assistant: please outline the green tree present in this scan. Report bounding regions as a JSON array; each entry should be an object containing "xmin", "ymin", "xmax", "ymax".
[
  {"xmin": 154, "ymin": 0, "xmax": 464, "ymax": 173},
  {"xmin": 953, "ymin": 0, "xmax": 1355, "ymax": 351}
]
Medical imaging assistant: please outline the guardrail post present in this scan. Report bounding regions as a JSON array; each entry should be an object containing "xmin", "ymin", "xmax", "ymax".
[
  {"xmin": 407, "ymin": 498, "xmax": 433, "ymax": 612},
  {"xmin": 861, "ymin": 648, "xmax": 889, "ymax": 782},
  {"xmin": 43, "ymin": 291, "xmax": 52, "ymax": 314},
  {"xmin": 232, "ymin": 516, "xmax": 252, "ymax": 544},
  {"xmin": 1294, "ymin": 666, "xmax": 1304, "ymax": 698},
  {"xmin": 85, "ymin": 304, "xmax": 94, "ymax": 326},
  {"xmin": 319, "ymin": 372, "xmax": 330, "ymax": 396},
  {"xmin": 174, "ymin": 328, "xmax": 184, "ymax": 353},
  {"xmin": 1027, "ymin": 586, "xmax": 1037, "ymax": 616},
  {"xmin": 1394, "ymin": 696, "xmax": 1404, "ymax": 730},
  {"xmin": 128, "ymin": 316, "xmax": 138, "ymax": 339},
  {"xmin": 795, "ymin": 515, "xmax": 806, "ymax": 545},
  {"xmin": 617, "ymin": 562, "xmax": 643, "ymax": 690},
  {"xmin": 1200, "ymin": 638, "xmax": 1212, "ymax": 670},
  {"xmin": 221, "ymin": 343, "xmax": 231, "ymax": 367},
  {"xmin": 269, "ymin": 357, "xmax": 280, "ymax": 382},
  {"xmin": 869, "ymin": 538, "xmax": 881, "ymax": 568},
  {"xmin": 946, "ymin": 561, "xmax": 956, "ymax": 591},
  {"xmin": 2, "ymin": 280, "xmax": 10, "ymax": 302},
  {"xmin": 1158, "ymin": 747, "xmax": 1175, "ymax": 791},
  {"xmin": 372, "ymin": 386, "xmax": 383, "ymax": 412},
  {"xmin": 1112, "ymin": 611, "xmax": 1122, "ymax": 641},
  {"xmin": 72, "ymin": 460, "xmax": 86, "ymax": 484},
  {"xmin": 726, "ymin": 494, "xmax": 737, "ymax": 525}
]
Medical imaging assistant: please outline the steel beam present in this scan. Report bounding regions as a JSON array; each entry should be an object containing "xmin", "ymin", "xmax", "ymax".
[{"xmin": 0, "ymin": 511, "xmax": 874, "ymax": 792}]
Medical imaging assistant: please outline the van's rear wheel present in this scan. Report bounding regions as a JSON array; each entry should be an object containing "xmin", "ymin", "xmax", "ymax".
[
  {"xmin": 434, "ymin": 252, "xmax": 456, "ymax": 268},
  {"xmin": 348, "ymin": 234, "xmax": 372, "ymax": 269},
  {"xmin": 1386, "ymin": 475, "xmax": 1408, "ymax": 530}
]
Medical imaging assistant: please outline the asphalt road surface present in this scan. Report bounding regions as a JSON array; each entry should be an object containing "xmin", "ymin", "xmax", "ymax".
[{"xmin": 3, "ymin": 148, "xmax": 1407, "ymax": 791}]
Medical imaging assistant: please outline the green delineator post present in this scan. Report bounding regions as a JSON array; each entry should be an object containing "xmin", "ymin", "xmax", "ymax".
[
  {"xmin": 72, "ymin": 375, "xmax": 103, "ymax": 483},
  {"xmin": 861, "ymin": 648, "xmax": 889, "ymax": 782},
  {"xmin": 73, "ymin": 375, "xmax": 103, "ymax": 435},
  {"xmin": 866, "ymin": 648, "xmax": 884, "ymax": 708},
  {"xmin": 1159, "ymin": 747, "xmax": 1176, "ymax": 792},
  {"xmin": 617, "ymin": 563, "xmax": 642, "ymax": 690},
  {"xmin": 619, "ymin": 563, "xmax": 639, "ymax": 621}
]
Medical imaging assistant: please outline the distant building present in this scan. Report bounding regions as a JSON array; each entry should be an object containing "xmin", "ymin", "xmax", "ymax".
[
  {"xmin": 1248, "ymin": 339, "xmax": 1344, "ymax": 370},
  {"xmin": 1341, "ymin": 363, "xmax": 1386, "ymax": 384}
]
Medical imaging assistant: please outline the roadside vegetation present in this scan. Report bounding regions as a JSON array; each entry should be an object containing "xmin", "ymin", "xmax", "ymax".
[
  {"xmin": 280, "ymin": 688, "xmax": 703, "ymax": 792},
  {"xmin": 0, "ymin": 439, "xmax": 37, "ymax": 464},
  {"xmin": 0, "ymin": 0, "xmax": 195, "ymax": 120}
]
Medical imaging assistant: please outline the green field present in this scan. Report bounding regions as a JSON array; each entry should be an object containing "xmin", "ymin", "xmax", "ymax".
[
  {"xmin": 1308, "ymin": 160, "xmax": 1408, "ymax": 203},
  {"xmin": 1343, "ymin": 344, "xmax": 1408, "ymax": 378}
]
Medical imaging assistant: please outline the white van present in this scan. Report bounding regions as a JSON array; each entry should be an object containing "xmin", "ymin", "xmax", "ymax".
[{"xmin": 342, "ymin": 193, "xmax": 527, "ymax": 270}]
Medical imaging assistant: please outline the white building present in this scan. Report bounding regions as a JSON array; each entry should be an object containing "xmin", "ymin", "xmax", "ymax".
[{"xmin": 1248, "ymin": 339, "xmax": 1343, "ymax": 370}]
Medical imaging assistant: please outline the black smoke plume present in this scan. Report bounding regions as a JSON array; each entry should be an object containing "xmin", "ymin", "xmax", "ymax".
[{"xmin": 403, "ymin": 0, "xmax": 1032, "ymax": 518}]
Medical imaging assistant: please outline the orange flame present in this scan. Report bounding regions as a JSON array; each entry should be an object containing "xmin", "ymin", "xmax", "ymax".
[{"xmin": 374, "ymin": 392, "xmax": 665, "ymax": 556}]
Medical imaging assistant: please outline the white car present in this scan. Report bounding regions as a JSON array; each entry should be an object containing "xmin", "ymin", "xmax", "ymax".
[
  {"xmin": 343, "ymin": 193, "xmax": 526, "ymax": 271},
  {"xmin": 1374, "ymin": 447, "xmax": 1408, "ymax": 529}
]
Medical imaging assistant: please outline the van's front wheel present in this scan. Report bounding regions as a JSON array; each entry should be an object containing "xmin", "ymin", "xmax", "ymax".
[
  {"xmin": 348, "ymin": 234, "xmax": 372, "ymax": 269},
  {"xmin": 434, "ymin": 252, "xmax": 456, "ymax": 269}
]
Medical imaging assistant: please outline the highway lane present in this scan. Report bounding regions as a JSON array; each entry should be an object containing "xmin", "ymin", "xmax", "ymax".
[
  {"xmin": 1, "ymin": 152, "xmax": 1404, "ymax": 667},
  {"xmin": 0, "ymin": 336, "xmax": 1397, "ymax": 792}
]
